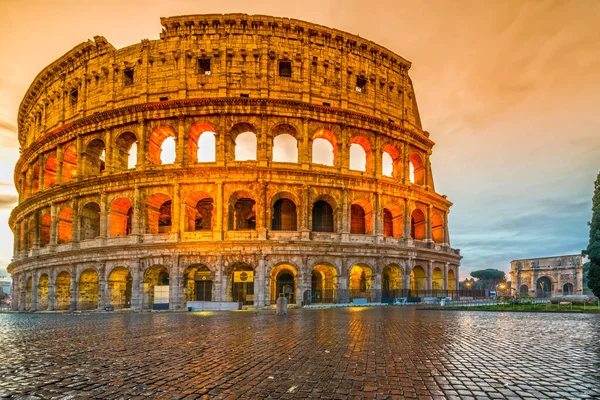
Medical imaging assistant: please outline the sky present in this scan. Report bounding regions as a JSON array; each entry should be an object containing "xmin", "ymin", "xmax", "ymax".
[{"xmin": 0, "ymin": 0, "xmax": 599, "ymax": 280}]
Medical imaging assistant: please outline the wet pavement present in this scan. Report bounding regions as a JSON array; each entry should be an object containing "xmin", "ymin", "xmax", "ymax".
[{"xmin": 0, "ymin": 308, "xmax": 599, "ymax": 399}]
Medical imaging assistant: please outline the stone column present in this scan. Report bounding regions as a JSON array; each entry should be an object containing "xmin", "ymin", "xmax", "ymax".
[
  {"xmin": 339, "ymin": 257, "xmax": 349, "ymax": 303},
  {"xmin": 97, "ymin": 264, "xmax": 107, "ymax": 310},
  {"xmin": 169, "ymin": 256, "xmax": 180, "ymax": 310},
  {"xmin": 132, "ymin": 186, "xmax": 142, "ymax": 237},
  {"xmin": 214, "ymin": 255, "xmax": 223, "ymax": 301},
  {"xmin": 300, "ymin": 118, "xmax": 310, "ymax": 169},
  {"xmin": 11, "ymin": 277, "xmax": 18, "ymax": 311},
  {"xmin": 213, "ymin": 181, "xmax": 224, "ymax": 240},
  {"xmin": 341, "ymin": 189, "xmax": 349, "ymax": 242},
  {"xmin": 403, "ymin": 199, "xmax": 411, "ymax": 240},
  {"xmin": 136, "ymin": 119, "xmax": 147, "ymax": 170},
  {"xmin": 99, "ymin": 192, "xmax": 108, "ymax": 238},
  {"xmin": 30, "ymin": 274, "xmax": 38, "ymax": 312},
  {"xmin": 13, "ymin": 222, "xmax": 21, "ymax": 257},
  {"xmin": 443, "ymin": 263, "xmax": 449, "ymax": 292},
  {"xmin": 402, "ymin": 142, "xmax": 409, "ymax": 184},
  {"xmin": 375, "ymin": 191, "xmax": 383, "ymax": 243},
  {"xmin": 258, "ymin": 182, "xmax": 268, "ymax": 240},
  {"xmin": 426, "ymin": 261, "xmax": 433, "ymax": 292},
  {"xmin": 49, "ymin": 203, "xmax": 58, "ymax": 249},
  {"xmin": 19, "ymin": 279, "xmax": 26, "ymax": 311},
  {"xmin": 404, "ymin": 259, "xmax": 414, "ymax": 293},
  {"xmin": 75, "ymin": 135, "xmax": 83, "ymax": 179},
  {"xmin": 256, "ymin": 255, "xmax": 266, "ymax": 307},
  {"xmin": 131, "ymin": 258, "xmax": 142, "ymax": 311},
  {"xmin": 301, "ymin": 185, "xmax": 311, "ymax": 240},
  {"xmin": 38, "ymin": 157, "xmax": 45, "ymax": 191},
  {"xmin": 298, "ymin": 255, "xmax": 309, "ymax": 306},
  {"xmin": 47, "ymin": 275, "xmax": 56, "ymax": 311},
  {"xmin": 373, "ymin": 258, "xmax": 382, "ymax": 303},
  {"xmin": 171, "ymin": 183, "xmax": 181, "ymax": 240},
  {"xmin": 175, "ymin": 116, "xmax": 186, "ymax": 165},
  {"xmin": 426, "ymin": 205, "xmax": 433, "ymax": 242},
  {"xmin": 104, "ymin": 129, "xmax": 113, "ymax": 174}
]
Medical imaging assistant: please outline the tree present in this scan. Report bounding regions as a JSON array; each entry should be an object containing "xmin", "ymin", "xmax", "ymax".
[
  {"xmin": 585, "ymin": 171, "xmax": 600, "ymax": 296},
  {"xmin": 470, "ymin": 269, "xmax": 506, "ymax": 291}
]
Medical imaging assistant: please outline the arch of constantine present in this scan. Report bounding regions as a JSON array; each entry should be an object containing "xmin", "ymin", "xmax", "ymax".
[{"xmin": 8, "ymin": 14, "xmax": 461, "ymax": 311}]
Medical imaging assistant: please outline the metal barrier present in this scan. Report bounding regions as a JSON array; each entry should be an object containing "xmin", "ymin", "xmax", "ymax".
[{"xmin": 303, "ymin": 289, "xmax": 489, "ymax": 305}]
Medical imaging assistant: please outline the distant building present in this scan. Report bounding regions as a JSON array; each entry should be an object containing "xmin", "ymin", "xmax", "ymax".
[
  {"xmin": 0, "ymin": 276, "xmax": 11, "ymax": 295},
  {"xmin": 510, "ymin": 255, "xmax": 583, "ymax": 298}
]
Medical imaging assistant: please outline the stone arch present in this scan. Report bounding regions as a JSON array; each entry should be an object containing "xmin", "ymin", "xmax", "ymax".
[
  {"xmin": 109, "ymin": 197, "xmax": 133, "ymax": 236},
  {"xmin": 55, "ymin": 270, "xmax": 71, "ymax": 311},
  {"xmin": 78, "ymin": 268, "xmax": 99, "ymax": 310},
  {"xmin": 230, "ymin": 122, "xmax": 258, "ymax": 162},
  {"xmin": 107, "ymin": 266, "xmax": 132, "ymax": 309},
  {"xmin": 448, "ymin": 268, "xmax": 456, "ymax": 291},
  {"xmin": 184, "ymin": 191, "xmax": 214, "ymax": 232},
  {"xmin": 82, "ymin": 138, "xmax": 106, "ymax": 177},
  {"xmin": 411, "ymin": 208, "xmax": 426, "ymax": 241},
  {"xmin": 58, "ymin": 206, "xmax": 73, "ymax": 243},
  {"xmin": 148, "ymin": 125, "xmax": 176, "ymax": 165},
  {"xmin": 312, "ymin": 128, "xmax": 337, "ymax": 166},
  {"xmin": 381, "ymin": 143, "xmax": 401, "ymax": 178},
  {"xmin": 271, "ymin": 192, "xmax": 298, "ymax": 231},
  {"xmin": 114, "ymin": 131, "xmax": 138, "ymax": 171},
  {"xmin": 80, "ymin": 202, "xmax": 101, "ymax": 240},
  {"xmin": 229, "ymin": 262, "xmax": 255, "ymax": 305},
  {"xmin": 519, "ymin": 284, "xmax": 529, "ymax": 294},
  {"xmin": 32, "ymin": 164, "xmax": 40, "ymax": 194},
  {"xmin": 271, "ymin": 123, "xmax": 299, "ymax": 163},
  {"xmin": 228, "ymin": 191, "xmax": 256, "ymax": 231},
  {"xmin": 270, "ymin": 263, "xmax": 297, "ymax": 305},
  {"xmin": 311, "ymin": 194, "xmax": 337, "ymax": 233},
  {"xmin": 183, "ymin": 264, "xmax": 214, "ymax": 302},
  {"xmin": 40, "ymin": 212, "xmax": 51, "ymax": 246},
  {"xmin": 311, "ymin": 263, "xmax": 338, "ymax": 304},
  {"xmin": 37, "ymin": 273, "xmax": 49, "ymax": 311},
  {"xmin": 409, "ymin": 152, "xmax": 425, "ymax": 185},
  {"xmin": 43, "ymin": 154, "xmax": 58, "ymax": 188},
  {"xmin": 62, "ymin": 145, "xmax": 77, "ymax": 183},
  {"xmin": 383, "ymin": 202, "xmax": 403, "ymax": 238},
  {"xmin": 432, "ymin": 267, "xmax": 443, "ymax": 293},
  {"xmin": 146, "ymin": 193, "xmax": 172, "ymax": 234},
  {"xmin": 563, "ymin": 282, "xmax": 574, "ymax": 295},
  {"xmin": 432, "ymin": 212, "xmax": 444, "ymax": 243},
  {"xmin": 350, "ymin": 198, "xmax": 373, "ymax": 235},
  {"xmin": 349, "ymin": 264, "xmax": 373, "ymax": 297},
  {"xmin": 349, "ymin": 135, "xmax": 373, "ymax": 172},
  {"xmin": 410, "ymin": 265, "xmax": 427, "ymax": 292},
  {"xmin": 188, "ymin": 121, "xmax": 217, "ymax": 163},
  {"xmin": 382, "ymin": 264, "xmax": 403, "ymax": 301},
  {"xmin": 143, "ymin": 264, "xmax": 170, "ymax": 310},
  {"xmin": 536, "ymin": 276, "xmax": 553, "ymax": 297}
]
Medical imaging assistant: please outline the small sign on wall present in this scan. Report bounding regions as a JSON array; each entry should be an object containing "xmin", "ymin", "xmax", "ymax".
[{"xmin": 234, "ymin": 271, "xmax": 254, "ymax": 283}]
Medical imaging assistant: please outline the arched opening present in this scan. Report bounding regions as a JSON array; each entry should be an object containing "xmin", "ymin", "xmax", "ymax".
[
  {"xmin": 58, "ymin": 207, "xmax": 73, "ymax": 244},
  {"xmin": 149, "ymin": 126, "xmax": 176, "ymax": 165},
  {"xmin": 78, "ymin": 268, "xmax": 99, "ymax": 311},
  {"xmin": 80, "ymin": 202, "xmax": 101, "ymax": 240},
  {"xmin": 312, "ymin": 200, "xmax": 334, "ymax": 232},
  {"xmin": 32, "ymin": 165, "xmax": 40, "ymax": 194},
  {"xmin": 26, "ymin": 276, "xmax": 32, "ymax": 310},
  {"xmin": 382, "ymin": 144, "xmax": 401, "ymax": 178},
  {"xmin": 519, "ymin": 284, "xmax": 529, "ymax": 294},
  {"xmin": 432, "ymin": 267, "xmax": 443, "ymax": 295},
  {"xmin": 235, "ymin": 131, "xmax": 257, "ymax": 161},
  {"xmin": 410, "ymin": 265, "xmax": 426, "ymax": 293},
  {"xmin": 62, "ymin": 145, "xmax": 77, "ymax": 183},
  {"xmin": 349, "ymin": 136, "xmax": 372, "ymax": 172},
  {"xmin": 383, "ymin": 203, "xmax": 403, "ymax": 238},
  {"xmin": 350, "ymin": 199, "xmax": 373, "ymax": 235},
  {"xmin": 109, "ymin": 198, "xmax": 133, "ymax": 237},
  {"xmin": 272, "ymin": 133, "xmax": 298, "ymax": 163},
  {"xmin": 563, "ymin": 283, "xmax": 574, "ymax": 295},
  {"xmin": 432, "ymin": 213, "xmax": 444, "ymax": 243},
  {"xmin": 382, "ymin": 264, "xmax": 402, "ymax": 301},
  {"xmin": 229, "ymin": 192, "xmax": 256, "ymax": 230},
  {"xmin": 37, "ymin": 274, "xmax": 49, "ymax": 311},
  {"xmin": 230, "ymin": 264, "xmax": 254, "ymax": 305},
  {"xmin": 40, "ymin": 213, "xmax": 51, "ymax": 247},
  {"xmin": 411, "ymin": 208, "xmax": 426, "ymax": 241},
  {"xmin": 536, "ymin": 276, "xmax": 553, "ymax": 298},
  {"xmin": 144, "ymin": 265, "xmax": 170, "ymax": 310},
  {"xmin": 310, "ymin": 263, "xmax": 337, "ymax": 304},
  {"xmin": 184, "ymin": 192, "xmax": 213, "ymax": 232},
  {"xmin": 349, "ymin": 264, "xmax": 373, "ymax": 301},
  {"xmin": 448, "ymin": 269, "xmax": 456, "ymax": 291},
  {"xmin": 270, "ymin": 264, "xmax": 297, "ymax": 305},
  {"xmin": 183, "ymin": 265, "xmax": 213, "ymax": 302},
  {"xmin": 55, "ymin": 271, "xmax": 71, "ymax": 311},
  {"xmin": 114, "ymin": 132, "xmax": 138, "ymax": 171},
  {"xmin": 312, "ymin": 129, "xmax": 336, "ymax": 166},
  {"xmin": 409, "ymin": 153, "xmax": 425, "ymax": 185},
  {"xmin": 272, "ymin": 199, "xmax": 297, "ymax": 231},
  {"xmin": 188, "ymin": 122, "xmax": 216, "ymax": 163},
  {"xmin": 83, "ymin": 139, "xmax": 106, "ymax": 177},
  {"xmin": 44, "ymin": 155, "xmax": 57, "ymax": 188},
  {"xmin": 146, "ymin": 193, "xmax": 172, "ymax": 234},
  {"xmin": 108, "ymin": 267, "xmax": 132, "ymax": 309}
]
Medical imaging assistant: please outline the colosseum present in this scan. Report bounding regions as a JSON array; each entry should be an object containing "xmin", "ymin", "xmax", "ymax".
[{"xmin": 8, "ymin": 14, "xmax": 461, "ymax": 312}]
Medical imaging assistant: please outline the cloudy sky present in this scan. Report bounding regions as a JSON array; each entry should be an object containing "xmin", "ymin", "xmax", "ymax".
[{"xmin": 1, "ymin": 0, "xmax": 599, "ymax": 280}]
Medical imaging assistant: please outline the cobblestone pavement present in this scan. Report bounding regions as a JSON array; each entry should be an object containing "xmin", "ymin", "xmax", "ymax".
[{"xmin": 0, "ymin": 308, "xmax": 599, "ymax": 399}]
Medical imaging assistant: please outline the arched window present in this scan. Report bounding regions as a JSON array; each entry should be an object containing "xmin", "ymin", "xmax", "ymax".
[
  {"xmin": 273, "ymin": 134, "xmax": 298, "ymax": 163},
  {"xmin": 44, "ymin": 155, "xmax": 57, "ymax": 188},
  {"xmin": 114, "ymin": 132, "xmax": 138, "ymax": 171},
  {"xmin": 312, "ymin": 129, "xmax": 336, "ymax": 166},
  {"xmin": 350, "ymin": 204, "xmax": 366, "ymax": 234},
  {"xmin": 148, "ymin": 126, "xmax": 176, "ymax": 165},
  {"xmin": 312, "ymin": 200, "xmax": 334, "ymax": 232},
  {"xmin": 40, "ymin": 213, "xmax": 51, "ymax": 247},
  {"xmin": 58, "ymin": 207, "xmax": 73, "ymax": 243},
  {"xmin": 383, "ymin": 209, "xmax": 393, "ymax": 237},
  {"xmin": 83, "ymin": 139, "xmax": 106, "ymax": 176},
  {"xmin": 146, "ymin": 193, "xmax": 172, "ymax": 234},
  {"xmin": 233, "ymin": 198, "xmax": 256, "ymax": 229},
  {"xmin": 382, "ymin": 203, "xmax": 403, "ymax": 238},
  {"xmin": 349, "ymin": 136, "xmax": 372, "ymax": 172},
  {"xmin": 32, "ymin": 165, "xmax": 40, "ymax": 194},
  {"xmin": 432, "ymin": 213, "xmax": 444, "ymax": 243},
  {"xmin": 184, "ymin": 192, "xmax": 214, "ymax": 232},
  {"xmin": 188, "ymin": 122, "xmax": 217, "ymax": 163},
  {"xmin": 235, "ymin": 132, "xmax": 257, "ymax": 161},
  {"xmin": 272, "ymin": 199, "xmax": 297, "ymax": 231},
  {"xmin": 110, "ymin": 198, "xmax": 133, "ymax": 236},
  {"xmin": 80, "ymin": 202, "xmax": 101, "ymax": 240},
  {"xmin": 411, "ymin": 208, "xmax": 426, "ymax": 240},
  {"xmin": 382, "ymin": 144, "xmax": 401, "ymax": 178},
  {"xmin": 409, "ymin": 153, "xmax": 425, "ymax": 185},
  {"xmin": 62, "ymin": 145, "xmax": 77, "ymax": 183},
  {"xmin": 382, "ymin": 152, "xmax": 393, "ymax": 177}
]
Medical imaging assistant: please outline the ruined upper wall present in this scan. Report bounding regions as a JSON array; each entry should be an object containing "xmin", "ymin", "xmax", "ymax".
[{"xmin": 18, "ymin": 14, "xmax": 424, "ymax": 148}]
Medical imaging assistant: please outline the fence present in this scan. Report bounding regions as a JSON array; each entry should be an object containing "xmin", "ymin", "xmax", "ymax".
[{"xmin": 302, "ymin": 289, "xmax": 489, "ymax": 305}]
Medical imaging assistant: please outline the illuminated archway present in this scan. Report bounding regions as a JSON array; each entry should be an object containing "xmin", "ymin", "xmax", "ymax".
[
  {"xmin": 108, "ymin": 267, "xmax": 132, "ymax": 309},
  {"xmin": 270, "ymin": 264, "xmax": 297, "ymax": 304},
  {"xmin": 78, "ymin": 269, "xmax": 99, "ymax": 310},
  {"xmin": 311, "ymin": 263, "xmax": 337, "ymax": 303},
  {"xmin": 410, "ymin": 265, "xmax": 426, "ymax": 292}
]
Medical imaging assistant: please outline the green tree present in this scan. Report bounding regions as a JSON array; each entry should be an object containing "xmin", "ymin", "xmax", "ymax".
[
  {"xmin": 470, "ymin": 269, "xmax": 506, "ymax": 291},
  {"xmin": 584, "ymin": 171, "xmax": 600, "ymax": 296}
]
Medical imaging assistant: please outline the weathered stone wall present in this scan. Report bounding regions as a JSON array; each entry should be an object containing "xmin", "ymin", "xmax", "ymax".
[{"xmin": 510, "ymin": 255, "xmax": 584, "ymax": 297}]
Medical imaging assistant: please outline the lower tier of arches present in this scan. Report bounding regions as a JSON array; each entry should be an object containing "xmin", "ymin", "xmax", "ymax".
[{"xmin": 9, "ymin": 244, "xmax": 460, "ymax": 312}]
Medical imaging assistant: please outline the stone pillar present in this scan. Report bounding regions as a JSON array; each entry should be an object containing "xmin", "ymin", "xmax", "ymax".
[
  {"xmin": 99, "ymin": 192, "xmax": 108, "ymax": 238},
  {"xmin": 298, "ymin": 255, "xmax": 309, "ymax": 306},
  {"xmin": 47, "ymin": 275, "xmax": 56, "ymax": 311},
  {"xmin": 49, "ymin": 203, "xmax": 58, "ymax": 249},
  {"xmin": 258, "ymin": 182, "xmax": 268, "ymax": 239},
  {"xmin": 176, "ymin": 116, "xmax": 186, "ymax": 165},
  {"xmin": 171, "ymin": 183, "xmax": 181, "ymax": 239},
  {"xmin": 213, "ymin": 181, "xmax": 224, "ymax": 240},
  {"xmin": 132, "ymin": 186, "xmax": 141, "ymax": 236},
  {"xmin": 10, "ymin": 277, "xmax": 18, "ymax": 311},
  {"xmin": 403, "ymin": 199, "xmax": 411, "ymax": 240},
  {"xmin": 19, "ymin": 279, "xmax": 26, "ymax": 311},
  {"xmin": 75, "ymin": 135, "xmax": 83, "ymax": 179},
  {"xmin": 443, "ymin": 263, "xmax": 449, "ymax": 292},
  {"xmin": 375, "ymin": 191, "xmax": 383, "ymax": 243},
  {"xmin": 169, "ymin": 256, "xmax": 180, "ymax": 310},
  {"xmin": 30, "ymin": 274, "xmax": 38, "ymax": 312},
  {"xmin": 104, "ymin": 129, "xmax": 113, "ymax": 174},
  {"xmin": 13, "ymin": 222, "xmax": 21, "ymax": 257},
  {"xmin": 258, "ymin": 116, "xmax": 268, "ymax": 167},
  {"xmin": 341, "ymin": 189, "xmax": 349, "ymax": 242},
  {"xmin": 404, "ymin": 259, "xmax": 414, "ymax": 293},
  {"xmin": 402, "ymin": 142, "xmax": 409, "ymax": 184},
  {"xmin": 373, "ymin": 258, "xmax": 382, "ymax": 303},
  {"xmin": 339, "ymin": 257, "xmax": 349, "ymax": 303},
  {"xmin": 256, "ymin": 255, "xmax": 267, "ymax": 307},
  {"xmin": 301, "ymin": 185, "xmax": 311, "ymax": 240},
  {"xmin": 97, "ymin": 264, "xmax": 107, "ymax": 309},
  {"xmin": 131, "ymin": 259, "xmax": 142, "ymax": 311},
  {"xmin": 300, "ymin": 118, "xmax": 310, "ymax": 169},
  {"xmin": 69, "ymin": 271, "xmax": 77, "ymax": 311},
  {"xmin": 56, "ymin": 146, "xmax": 64, "ymax": 184},
  {"xmin": 136, "ymin": 119, "xmax": 147, "ymax": 170},
  {"xmin": 339, "ymin": 125, "xmax": 347, "ymax": 174},
  {"xmin": 214, "ymin": 255, "xmax": 223, "ymax": 301},
  {"xmin": 38, "ymin": 157, "xmax": 45, "ymax": 191},
  {"xmin": 426, "ymin": 205, "xmax": 433, "ymax": 242},
  {"xmin": 426, "ymin": 261, "xmax": 433, "ymax": 292}
]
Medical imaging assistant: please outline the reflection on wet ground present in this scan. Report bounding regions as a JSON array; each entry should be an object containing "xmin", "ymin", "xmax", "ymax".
[{"xmin": 0, "ymin": 308, "xmax": 599, "ymax": 399}]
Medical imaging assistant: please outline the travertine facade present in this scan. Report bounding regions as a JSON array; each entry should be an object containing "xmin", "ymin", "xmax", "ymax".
[
  {"xmin": 510, "ymin": 255, "xmax": 584, "ymax": 297},
  {"xmin": 8, "ymin": 14, "xmax": 460, "ymax": 311}
]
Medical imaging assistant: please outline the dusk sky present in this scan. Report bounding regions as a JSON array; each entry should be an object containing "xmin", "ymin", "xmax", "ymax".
[{"xmin": 1, "ymin": 0, "xmax": 599, "ymax": 279}]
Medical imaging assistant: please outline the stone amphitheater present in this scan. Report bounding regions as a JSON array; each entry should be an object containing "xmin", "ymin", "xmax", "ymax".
[{"xmin": 8, "ymin": 14, "xmax": 461, "ymax": 311}]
